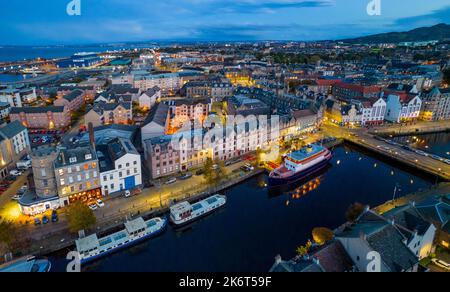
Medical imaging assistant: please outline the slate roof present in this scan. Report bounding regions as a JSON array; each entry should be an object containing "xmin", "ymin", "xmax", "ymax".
[
  {"xmin": 337, "ymin": 210, "xmax": 419, "ymax": 272},
  {"xmin": 10, "ymin": 106, "xmax": 66, "ymax": 114},
  {"xmin": 416, "ymin": 198, "xmax": 450, "ymax": 226},
  {"xmin": 382, "ymin": 205, "xmax": 432, "ymax": 237},
  {"xmin": 269, "ymin": 258, "xmax": 323, "ymax": 273},
  {"xmin": 142, "ymin": 103, "xmax": 169, "ymax": 127},
  {"xmin": 62, "ymin": 89, "xmax": 84, "ymax": 102},
  {"xmin": 0, "ymin": 120, "xmax": 27, "ymax": 139},
  {"xmin": 54, "ymin": 146, "xmax": 97, "ymax": 168},
  {"xmin": 96, "ymin": 138, "xmax": 138, "ymax": 172}
]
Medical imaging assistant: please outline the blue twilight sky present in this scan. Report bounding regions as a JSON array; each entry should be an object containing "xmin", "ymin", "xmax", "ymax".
[{"xmin": 1, "ymin": 0, "xmax": 450, "ymax": 45}]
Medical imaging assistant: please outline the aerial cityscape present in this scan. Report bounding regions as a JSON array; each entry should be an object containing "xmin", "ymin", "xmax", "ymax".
[{"xmin": 0, "ymin": 0, "xmax": 449, "ymax": 277}]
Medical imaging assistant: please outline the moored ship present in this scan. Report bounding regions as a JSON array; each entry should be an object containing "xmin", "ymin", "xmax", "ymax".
[
  {"xmin": 0, "ymin": 256, "xmax": 51, "ymax": 273},
  {"xmin": 269, "ymin": 144, "xmax": 332, "ymax": 186},
  {"xmin": 75, "ymin": 217, "xmax": 167, "ymax": 265},
  {"xmin": 170, "ymin": 194, "xmax": 227, "ymax": 227}
]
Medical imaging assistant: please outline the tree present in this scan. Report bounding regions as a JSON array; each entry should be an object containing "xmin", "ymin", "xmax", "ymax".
[
  {"xmin": 345, "ymin": 202, "xmax": 367, "ymax": 223},
  {"xmin": 66, "ymin": 202, "xmax": 96, "ymax": 233},
  {"xmin": 312, "ymin": 227, "xmax": 334, "ymax": 246},
  {"xmin": 296, "ymin": 240, "xmax": 313, "ymax": 257},
  {"xmin": 0, "ymin": 220, "xmax": 18, "ymax": 250},
  {"xmin": 203, "ymin": 158, "xmax": 226, "ymax": 186}
]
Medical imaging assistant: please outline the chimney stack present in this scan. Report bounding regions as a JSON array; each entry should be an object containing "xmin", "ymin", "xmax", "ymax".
[{"xmin": 88, "ymin": 122, "xmax": 96, "ymax": 152}]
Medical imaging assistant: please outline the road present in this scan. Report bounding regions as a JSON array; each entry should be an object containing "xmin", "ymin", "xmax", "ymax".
[{"xmin": 323, "ymin": 123, "xmax": 450, "ymax": 181}]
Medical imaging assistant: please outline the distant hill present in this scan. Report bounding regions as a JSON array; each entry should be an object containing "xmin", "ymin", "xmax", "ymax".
[{"xmin": 342, "ymin": 23, "xmax": 450, "ymax": 44}]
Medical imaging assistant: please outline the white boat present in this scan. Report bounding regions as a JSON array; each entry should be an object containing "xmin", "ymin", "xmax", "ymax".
[
  {"xmin": 170, "ymin": 194, "xmax": 227, "ymax": 227},
  {"xmin": 0, "ymin": 256, "xmax": 51, "ymax": 273},
  {"xmin": 269, "ymin": 144, "xmax": 333, "ymax": 186},
  {"xmin": 75, "ymin": 217, "xmax": 167, "ymax": 265}
]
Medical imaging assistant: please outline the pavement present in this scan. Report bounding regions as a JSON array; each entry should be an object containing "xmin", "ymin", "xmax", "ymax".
[{"xmin": 323, "ymin": 123, "xmax": 450, "ymax": 181}]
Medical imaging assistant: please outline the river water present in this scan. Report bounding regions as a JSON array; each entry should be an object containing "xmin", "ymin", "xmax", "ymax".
[{"xmin": 48, "ymin": 142, "xmax": 439, "ymax": 272}]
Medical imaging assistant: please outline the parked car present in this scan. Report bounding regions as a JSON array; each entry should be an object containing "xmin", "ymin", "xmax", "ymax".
[
  {"xmin": 165, "ymin": 178, "xmax": 177, "ymax": 185},
  {"xmin": 34, "ymin": 218, "xmax": 41, "ymax": 226},
  {"xmin": 445, "ymin": 159, "xmax": 450, "ymax": 165},
  {"xmin": 244, "ymin": 163, "xmax": 255, "ymax": 171},
  {"xmin": 51, "ymin": 211, "xmax": 58, "ymax": 222},
  {"xmin": 180, "ymin": 173, "xmax": 193, "ymax": 180},
  {"xmin": 124, "ymin": 190, "xmax": 131, "ymax": 198},
  {"xmin": 42, "ymin": 216, "xmax": 49, "ymax": 225},
  {"xmin": 195, "ymin": 169, "xmax": 205, "ymax": 176},
  {"xmin": 431, "ymin": 259, "xmax": 450, "ymax": 271},
  {"xmin": 88, "ymin": 204, "xmax": 98, "ymax": 211},
  {"xmin": 9, "ymin": 170, "xmax": 22, "ymax": 177},
  {"xmin": 96, "ymin": 199, "xmax": 105, "ymax": 208}
]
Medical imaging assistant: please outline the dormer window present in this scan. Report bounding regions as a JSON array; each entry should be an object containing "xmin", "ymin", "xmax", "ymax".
[
  {"xmin": 85, "ymin": 154, "xmax": 92, "ymax": 160},
  {"xmin": 69, "ymin": 157, "xmax": 77, "ymax": 163}
]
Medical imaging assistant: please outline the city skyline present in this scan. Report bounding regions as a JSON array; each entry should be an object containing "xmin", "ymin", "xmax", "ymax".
[{"xmin": 1, "ymin": 0, "xmax": 450, "ymax": 45}]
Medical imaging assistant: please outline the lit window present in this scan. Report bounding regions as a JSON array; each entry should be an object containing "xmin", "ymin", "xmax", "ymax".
[{"xmin": 60, "ymin": 179, "xmax": 65, "ymax": 186}]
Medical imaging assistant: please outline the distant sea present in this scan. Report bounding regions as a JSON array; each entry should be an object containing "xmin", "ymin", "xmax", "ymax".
[{"xmin": 0, "ymin": 44, "xmax": 156, "ymax": 62}]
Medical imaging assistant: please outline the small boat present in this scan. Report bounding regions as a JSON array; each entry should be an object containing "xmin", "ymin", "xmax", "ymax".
[
  {"xmin": 269, "ymin": 144, "xmax": 333, "ymax": 186},
  {"xmin": 75, "ymin": 217, "xmax": 167, "ymax": 265},
  {"xmin": 170, "ymin": 194, "xmax": 227, "ymax": 227},
  {"xmin": 0, "ymin": 256, "xmax": 51, "ymax": 273}
]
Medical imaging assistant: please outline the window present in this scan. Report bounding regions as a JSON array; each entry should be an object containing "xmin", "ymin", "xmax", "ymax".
[
  {"xmin": 119, "ymin": 172, "xmax": 123, "ymax": 178},
  {"xmin": 119, "ymin": 164, "xmax": 123, "ymax": 169},
  {"xmin": 60, "ymin": 179, "xmax": 65, "ymax": 186},
  {"xmin": 69, "ymin": 157, "xmax": 77, "ymax": 163},
  {"xmin": 103, "ymin": 176, "xmax": 107, "ymax": 181},
  {"xmin": 134, "ymin": 161, "xmax": 137, "ymax": 165},
  {"xmin": 134, "ymin": 168, "xmax": 138, "ymax": 174},
  {"xmin": 69, "ymin": 176, "xmax": 74, "ymax": 183},
  {"xmin": 77, "ymin": 175, "xmax": 82, "ymax": 182},
  {"xmin": 67, "ymin": 167, "xmax": 72, "ymax": 174},
  {"xmin": 86, "ymin": 173, "xmax": 90, "ymax": 180},
  {"xmin": 41, "ymin": 169, "xmax": 46, "ymax": 176},
  {"xmin": 93, "ymin": 171, "xmax": 98, "ymax": 178},
  {"xmin": 111, "ymin": 184, "xmax": 114, "ymax": 189},
  {"xmin": 58, "ymin": 169, "xmax": 64, "ymax": 176},
  {"xmin": 126, "ymin": 163, "xmax": 130, "ymax": 167}
]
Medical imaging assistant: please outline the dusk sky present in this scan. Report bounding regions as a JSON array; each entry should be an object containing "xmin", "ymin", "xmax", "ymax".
[{"xmin": 1, "ymin": 0, "xmax": 450, "ymax": 45}]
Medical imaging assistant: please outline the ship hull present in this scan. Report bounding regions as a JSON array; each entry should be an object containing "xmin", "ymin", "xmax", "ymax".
[
  {"xmin": 170, "ymin": 202, "xmax": 226, "ymax": 228},
  {"xmin": 80, "ymin": 220, "xmax": 168, "ymax": 265},
  {"xmin": 268, "ymin": 155, "xmax": 333, "ymax": 186}
]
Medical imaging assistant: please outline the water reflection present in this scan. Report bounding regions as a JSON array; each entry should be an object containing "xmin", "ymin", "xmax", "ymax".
[
  {"xmin": 393, "ymin": 132, "xmax": 450, "ymax": 158},
  {"xmin": 268, "ymin": 165, "xmax": 331, "ymax": 199}
]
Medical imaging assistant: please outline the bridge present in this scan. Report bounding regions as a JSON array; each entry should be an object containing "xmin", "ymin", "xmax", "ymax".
[{"xmin": 323, "ymin": 124, "xmax": 450, "ymax": 181}]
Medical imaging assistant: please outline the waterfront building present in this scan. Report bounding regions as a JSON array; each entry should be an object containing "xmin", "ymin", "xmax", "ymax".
[
  {"xmin": 358, "ymin": 98, "xmax": 387, "ymax": 126},
  {"xmin": 96, "ymin": 138, "xmax": 142, "ymax": 196},
  {"xmin": 270, "ymin": 241, "xmax": 354, "ymax": 272},
  {"xmin": 420, "ymin": 87, "xmax": 450, "ymax": 121},
  {"xmin": 54, "ymin": 89, "xmax": 85, "ymax": 112},
  {"xmin": 382, "ymin": 203, "xmax": 436, "ymax": 260},
  {"xmin": 416, "ymin": 197, "xmax": 450, "ymax": 250},
  {"xmin": 85, "ymin": 102, "xmax": 132, "ymax": 128},
  {"xmin": 384, "ymin": 94, "xmax": 422, "ymax": 123},
  {"xmin": 336, "ymin": 209, "xmax": 421, "ymax": 272},
  {"xmin": 10, "ymin": 106, "xmax": 71, "ymax": 129},
  {"xmin": 325, "ymin": 99, "xmax": 362, "ymax": 126},
  {"xmin": 54, "ymin": 147, "xmax": 102, "ymax": 205},
  {"xmin": 19, "ymin": 147, "xmax": 60, "ymax": 215},
  {"xmin": 139, "ymin": 86, "xmax": 161, "ymax": 110}
]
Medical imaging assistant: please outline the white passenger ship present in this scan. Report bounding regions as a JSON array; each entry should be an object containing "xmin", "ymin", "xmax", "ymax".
[
  {"xmin": 75, "ymin": 217, "xmax": 167, "ymax": 264},
  {"xmin": 170, "ymin": 194, "xmax": 227, "ymax": 227}
]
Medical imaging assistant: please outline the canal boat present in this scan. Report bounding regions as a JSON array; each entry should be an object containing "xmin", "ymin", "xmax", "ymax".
[
  {"xmin": 75, "ymin": 217, "xmax": 167, "ymax": 265},
  {"xmin": 169, "ymin": 194, "xmax": 227, "ymax": 227},
  {"xmin": 0, "ymin": 256, "xmax": 51, "ymax": 273},
  {"xmin": 269, "ymin": 144, "xmax": 333, "ymax": 186}
]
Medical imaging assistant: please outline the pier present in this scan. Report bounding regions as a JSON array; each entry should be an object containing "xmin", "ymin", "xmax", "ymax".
[{"xmin": 323, "ymin": 124, "xmax": 450, "ymax": 181}]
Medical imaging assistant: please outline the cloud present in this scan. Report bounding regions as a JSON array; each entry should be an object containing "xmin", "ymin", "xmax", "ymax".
[{"xmin": 393, "ymin": 5, "xmax": 450, "ymax": 28}]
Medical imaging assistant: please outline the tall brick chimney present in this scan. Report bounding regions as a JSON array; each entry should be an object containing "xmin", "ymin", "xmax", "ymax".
[{"xmin": 88, "ymin": 122, "xmax": 96, "ymax": 152}]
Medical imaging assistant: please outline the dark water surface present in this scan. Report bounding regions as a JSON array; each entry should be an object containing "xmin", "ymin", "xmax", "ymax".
[{"xmin": 49, "ymin": 144, "xmax": 435, "ymax": 272}]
